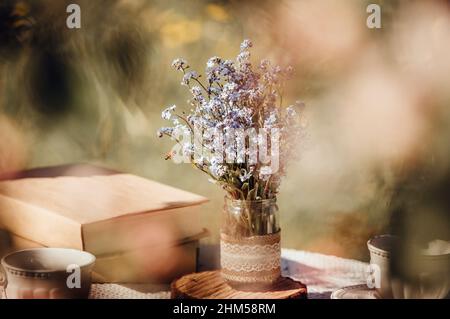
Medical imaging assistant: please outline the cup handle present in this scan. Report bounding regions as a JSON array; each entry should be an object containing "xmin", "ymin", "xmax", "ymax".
[{"xmin": 0, "ymin": 266, "xmax": 7, "ymax": 299}]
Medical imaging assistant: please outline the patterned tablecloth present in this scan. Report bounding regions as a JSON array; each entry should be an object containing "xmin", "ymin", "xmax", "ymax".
[{"xmin": 89, "ymin": 249, "xmax": 369, "ymax": 299}]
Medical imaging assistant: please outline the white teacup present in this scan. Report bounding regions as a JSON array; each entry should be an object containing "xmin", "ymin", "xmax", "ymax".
[
  {"xmin": 0, "ymin": 248, "xmax": 95, "ymax": 299},
  {"xmin": 368, "ymin": 235, "xmax": 450, "ymax": 299}
]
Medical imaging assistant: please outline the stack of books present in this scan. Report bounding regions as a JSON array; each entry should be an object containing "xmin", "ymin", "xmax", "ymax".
[{"xmin": 0, "ymin": 164, "xmax": 209, "ymax": 283}]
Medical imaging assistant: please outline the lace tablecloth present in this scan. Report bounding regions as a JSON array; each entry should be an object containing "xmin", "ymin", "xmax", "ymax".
[
  {"xmin": 280, "ymin": 249, "xmax": 368, "ymax": 299},
  {"xmin": 89, "ymin": 284, "xmax": 170, "ymax": 299},
  {"xmin": 89, "ymin": 249, "xmax": 368, "ymax": 299}
]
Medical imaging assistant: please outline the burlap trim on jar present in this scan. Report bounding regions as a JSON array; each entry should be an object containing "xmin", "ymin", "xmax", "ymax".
[{"xmin": 220, "ymin": 231, "xmax": 281, "ymax": 285}]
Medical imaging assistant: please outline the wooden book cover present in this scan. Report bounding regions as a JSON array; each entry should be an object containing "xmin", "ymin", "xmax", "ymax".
[{"xmin": 0, "ymin": 171, "xmax": 208, "ymax": 255}]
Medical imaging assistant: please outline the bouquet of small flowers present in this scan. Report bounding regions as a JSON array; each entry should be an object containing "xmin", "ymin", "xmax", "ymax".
[{"xmin": 158, "ymin": 40, "xmax": 307, "ymax": 203}]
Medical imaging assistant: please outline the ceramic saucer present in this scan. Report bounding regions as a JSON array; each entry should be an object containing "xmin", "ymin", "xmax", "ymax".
[{"xmin": 331, "ymin": 284, "xmax": 380, "ymax": 299}]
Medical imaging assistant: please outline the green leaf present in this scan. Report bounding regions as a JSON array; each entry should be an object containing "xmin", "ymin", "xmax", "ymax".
[
  {"xmin": 247, "ymin": 182, "xmax": 259, "ymax": 200},
  {"xmin": 247, "ymin": 188, "xmax": 255, "ymax": 201},
  {"xmin": 241, "ymin": 183, "xmax": 249, "ymax": 197}
]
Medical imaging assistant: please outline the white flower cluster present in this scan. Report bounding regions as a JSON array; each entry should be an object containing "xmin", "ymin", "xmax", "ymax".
[{"xmin": 158, "ymin": 40, "xmax": 307, "ymax": 200}]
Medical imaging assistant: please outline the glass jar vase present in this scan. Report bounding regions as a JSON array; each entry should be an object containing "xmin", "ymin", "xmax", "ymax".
[{"xmin": 220, "ymin": 196, "xmax": 281, "ymax": 290}]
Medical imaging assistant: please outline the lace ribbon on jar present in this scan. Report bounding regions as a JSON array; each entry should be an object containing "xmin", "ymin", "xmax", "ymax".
[{"xmin": 220, "ymin": 231, "xmax": 281, "ymax": 284}]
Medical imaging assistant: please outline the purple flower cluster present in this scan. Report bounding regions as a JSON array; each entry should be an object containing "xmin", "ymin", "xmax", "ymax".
[{"xmin": 159, "ymin": 40, "xmax": 307, "ymax": 200}]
